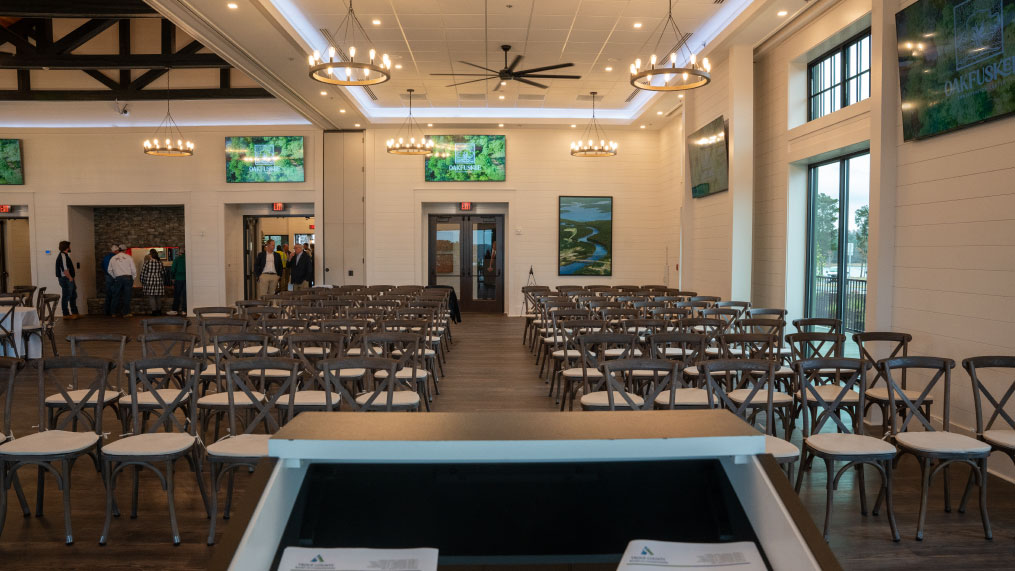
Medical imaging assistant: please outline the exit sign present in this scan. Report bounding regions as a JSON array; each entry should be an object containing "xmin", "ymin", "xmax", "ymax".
[
  {"xmin": 0, "ymin": 205, "xmax": 10, "ymax": 213},
  {"xmin": 459, "ymin": 202, "xmax": 473, "ymax": 211},
  {"xmin": 272, "ymin": 202, "xmax": 285, "ymax": 211}
]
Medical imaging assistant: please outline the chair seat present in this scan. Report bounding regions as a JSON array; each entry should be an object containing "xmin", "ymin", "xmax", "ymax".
[
  {"xmin": 728, "ymin": 389, "xmax": 793, "ymax": 406},
  {"xmin": 206, "ymin": 433, "xmax": 270, "ymax": 459},
  {"xmin": 102, "ymin": 433, "xmax": 196, "ymax": 457},
  {"xmin": 542, "ymin": 336, "xmax": 564, "ymax": 344},
  {"xmin": 806, "ymin": 433, "xmax": 896, "ymax": 456},
  {"xmin": 561, "ymin": 367, "xmax": 602, "ymax": 379},
  {"xmin": 199, "ymin": 364, "xmax": 221, "ymax": 377},
  {"xmin": 705, "ymin": 347, "xmax": 745, "ymax": 356},
  {"xmin": 630, "ymin": 369, "xmax": 673, "ymax": 378},
  {"xmin": 299, "ymin": 346, "xmax": 329, "ymax": 355},
  {"xmin": 354, "ymin": 391, "xmax": 421, "ymax": 408},
  {"xmin": 238, "ymin": 346, "xmax": 281, "ymax": 355},
  {"xmin": 194, "ymin": 344, "xmax": 216, "ymax": 355},
  {"xmin": 798, "ymin": 385, "xmax": 861, "ymax": 403},
  {"xmin": 580, "ymin": 391, "xmax": 644, "ymax": 408},
  {"xmin": 45, "ymin": 389, "xmax": 119, "ymax": 406},
  {"xmin": 896, "ymin": 431, "xmax": 990, "ymax": 454},
  {"xmin": 0, "ymin": 431, "xmax": 99, "ymax": 456},
  {"xmin": 661, "ymin": 347, "xmax": 691, "ymax": 357},
  {"xmin": 774, "ymin": 365, "xmax": 795, "ymax": 376},
  {"xmin": 375, "ymin": 368, "xmax": 429, "ymax": 380},
  {"xmin": 197, "ymin": 391, "xmax": 265, "ymax": 407},
  {"xmin": 253, "ymin": 368, "xmax": 296, "ymax": 378},
  {"xmin": 603, "ymin": 348, "xmax": 642, "ymax": 358},
  {"xmin": 292, "ymin": 390, "xmax": 343, "ymax": 407},
  {"xmin": 765, "ymin": 435, "xmax": 800, "ymax": 461},
  {"xmin": 982, "ymin": 429, "xmax": 1015, "ymax": 450},
  {"xmin": 392, "ymin": 349, "xmax": 437, "ymax": 357},
  {"xmin": 551, "ymin": 349, "xmax": 583, "ymax": 359},
  {"xmin": 866, "ymin": 387, "xmax": 934, "ymax": 403},
  {"xmin": 119, "ymin": 389, "xmax": 188, "ymax": 407},
  {"xmin": 654, "ymin": 388, "xmax": 710, "ymax": 407}
]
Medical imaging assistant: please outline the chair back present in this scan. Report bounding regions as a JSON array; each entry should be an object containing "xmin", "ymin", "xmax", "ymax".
[
  {"xmin": 719, "ymin": 333, "xmax": 777, "ymax": 359},
  {"xmin": 595, "ymin": 357, "xmax": 678, "ymax": 411},
  {"xmin": 68, "ymin": 333, "xmax": 129, "ymax": 393},
  {"xmin": 37, "ymin": 293, "xmax": 60, "ymax": 325},
  {"xmin": 795, "ymin": 358, "xmax": 870, "ymax": 436},
  {"xmin": 138, "ymin": 332, "xmax": 197, "ymax": 358},
  {"xmin": 785, "ymin": 332, "xmax": 845, "ymax": 362},
  {"xmin": 288, "ymin": 333, "xmax": 346, "ymax": 386},
  {"xmin": 793, "ymin": 317, "xmax": 842, "ymax": 335},
  {"xmin": 647, "ymin": 332, "xmax": 707, "ymax": 369},
  {"xmin": 700, "ymin": 359, "xmax": 778, "ymax": 431},
  {"xmin": 879, "ymin": 356, "xmax": 954, "ymax": 435},
  {"xmin": 716, "ymin": 300, "xmax": 751, "ymax": 316},
  {"xmin": 854, "ymin": 331, "xmax": 912, "ymax": 392},
  {"xmin": 141, "ymin": 316, "xmax": 190, "ymax": 334},
  {"xmin": 223, "ymin": 357, "xmax": 300, "ymax": 433},
  {"xmin": 320, "ymin": 356, "xmax": 404, "ymax": 412},
  {"xmin": 747, "ymin": 308, "xmax": 788, "ymax": 319},
  {"xmin": 193, "ymin": 306, "xmax": 238, "ymax": 318},
  {"xmin": 964, "ymin": 356, "xmax": 1015, "ymax": 437},
  {"xmin": 125, "ymin": 357, "xmax": 203, "ymax": 435},
  {"xmin": 38, "ymin": 356, "xmax": 115, "ymax": 435},
  {"xmin": 0, "ymin": 357, "xmax": 20, "ymax": 441}
]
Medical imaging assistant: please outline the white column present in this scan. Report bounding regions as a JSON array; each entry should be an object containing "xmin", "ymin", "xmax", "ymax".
[{"xmin": 728, "ymin": 43, "xmax": 754, "ymax": 302}]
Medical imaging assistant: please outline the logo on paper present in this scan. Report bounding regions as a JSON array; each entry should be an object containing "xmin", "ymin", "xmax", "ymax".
[
  {"xmin": 454, "ymin": 142, "xmax": 476, "ymax": 164},
  {"xmin": 640, "ymin": 546, "xmax": 654, "ymax": 556},
  {"xmin": 954, "ymin": 0, "xmax": 1004, "ymax": 70},
  {"xmin": 253, "ymin": 143, "xmax": 276, "ymax": 165},
  {"xmin": 311, "ymin": 554, "xmax": 325, "ymax": 563}
]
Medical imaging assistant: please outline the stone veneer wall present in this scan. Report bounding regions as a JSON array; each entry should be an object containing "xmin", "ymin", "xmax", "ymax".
[{"xmin": 92, "ymin": 206, "xmax": 185, "ymax": 294}]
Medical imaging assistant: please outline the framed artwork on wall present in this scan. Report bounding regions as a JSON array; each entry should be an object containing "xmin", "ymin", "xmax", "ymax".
[
  {"xmin": 558, "ymin": 196, "xmax": 613, "ymax": 276},
  {"xmin": 0, "ymin": 139, "xmax": 25, "ymax": 185}
]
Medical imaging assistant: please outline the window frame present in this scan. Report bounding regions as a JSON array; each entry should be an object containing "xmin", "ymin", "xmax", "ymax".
[{"xmin": 807, "ymin": 28, "xmax": 871, "ymax": 121}]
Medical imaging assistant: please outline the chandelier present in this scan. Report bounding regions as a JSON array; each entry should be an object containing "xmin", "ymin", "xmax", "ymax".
[
  {"xmin": 629, "ymin": 0, "xmax": 711, "ymax": 92},
  {"xmin": 570, "ymin": 92, "xmax": 617, "ymax": 158},
  {"xmin": 308, "ymin": 0, "xmax": 391, "ymax": 86},
  {"xmin": 386, "ymin": 89, "xmax": 434, "ymax": 156},
  {"xmin": 142, "ymin": 70, "xmax": 193, "ymax": 157}
]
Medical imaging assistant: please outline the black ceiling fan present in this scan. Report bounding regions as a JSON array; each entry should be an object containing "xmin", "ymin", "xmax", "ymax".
[{"xmin": 431, "ymin": 44, "xmax": 581, "ymax": 90}]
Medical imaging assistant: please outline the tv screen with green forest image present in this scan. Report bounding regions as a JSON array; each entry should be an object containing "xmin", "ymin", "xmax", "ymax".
[
  {"xmin": 424, "ymin": 135, "xmax": 506, "ymax": 182},
  {"xmin": 559, "ymin": 196, "xmax": 612, "ymax": 276},
  {"xmin": 0, "ymin": 139, "xmax": 24, "ymax": 185},
  {"xmin": 896, "ymin": 0, "xmax": 1015, "ymax": 141},
  {"xmin": 687, "ymin": 116, "xmax": 728, "ymax": 199},
  {"xmin": 226, "ymin": 136, "xmax": 305, "ymax": 183}
]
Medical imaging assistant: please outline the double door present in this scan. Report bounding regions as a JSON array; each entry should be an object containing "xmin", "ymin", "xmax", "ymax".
[{"xmin": 428, "ymin": 214, "xmax": 504, "ymax": 313}]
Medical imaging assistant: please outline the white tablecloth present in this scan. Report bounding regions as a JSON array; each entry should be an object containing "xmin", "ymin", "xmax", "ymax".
[{"xmin": 2, "ymin": 307, "xmax": 42, "ymax": 358}]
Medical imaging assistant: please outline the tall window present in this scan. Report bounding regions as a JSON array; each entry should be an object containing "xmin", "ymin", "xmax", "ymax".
[
  {"xmin": 806, "ymin": 152, "xmax": 870, "ymax": 335},
  {"xmin": 808, "ymin": 31, "xmax": 871, "ymax": 121}
]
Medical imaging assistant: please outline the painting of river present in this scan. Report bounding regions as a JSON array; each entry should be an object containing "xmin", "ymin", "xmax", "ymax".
[{"xmin": 559, "ymin": 196, "xmax": 612, "ymax": 276}]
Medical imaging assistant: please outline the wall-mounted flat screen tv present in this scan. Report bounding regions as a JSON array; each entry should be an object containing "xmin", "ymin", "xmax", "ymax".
[
  {"xmin": 896, "ymin": 0, "xmax": 1015, "ymax": 141},
  {"xmin": 424, "ymin": 135, "xmax": 506, "ymax": 182},
  {"xmin": 226, "ymin": 136, "xmax": 305, "ymax": 183},
  {"xmin": 687, "ymin": 116, "xmax": 729, "ymax": 199},
  {"xmin": 0, "ymin": 139, "xmax": 25, "ymax": 185}
]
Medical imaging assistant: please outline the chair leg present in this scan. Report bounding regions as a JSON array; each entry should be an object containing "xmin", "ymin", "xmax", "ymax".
[
  {"xmin": 99, "ymin": 459, "xmax": 115, "ymax": 545},
  {"xmin": 794, "ymin": 450, "xmax": 808, "ymax": 493},
  {"xmin": 958, "ymin": 468, "xmax": 975, "ymax": 514},
  {"xmin": 224, "ymin": 469, "xmax": 235, "ymax": 519},
  {"xmin": 60, "ymin": 460, "xmax": 74, "ymax": 544},
  {"xmin": 189, "ymin": 449, "xmax": 211, "ymax": 519},
  {"xmin": 857, "ymin": 463, "xmax": 868, "ymax": 516},
  {"xmin": 165, "ymin": 460, "xmax": 181, "ymax": 545},
  {"xmin": 978, "ymin": 458, "xmax": 992, "ymax": 540},
  {"xmin": 821, "ymin": 458, "xmax": 835, "ymax": 541},
  {"xmin": 0, "ymin": 462, "xmax": 8, "ymax": 538},
  {"xmin": 130, "ymin": 465, "xmax": 140, "ymax": 519},
  {"xmin": 942, "ymin": 463, "xmax": 952, "ymax": 513},
  {"xmin": 207, "ymin": 462, "xmax": 219, "ymax": 545},
  {"xmin": 916, "ymin": 457, "xmax": 931, "ymax": 540},
  {"xmin": 35, "ymin": 465, "xmax": 45, "ymax": 517},
  {"xmin": 883, "ymin": 459, "xmax": 900, "ymax": 542}
]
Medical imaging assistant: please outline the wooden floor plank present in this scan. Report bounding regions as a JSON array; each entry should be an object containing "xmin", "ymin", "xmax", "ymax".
[{"xmin": 0, "ymin": 312, "xmax": 1013, "ymax": 568}]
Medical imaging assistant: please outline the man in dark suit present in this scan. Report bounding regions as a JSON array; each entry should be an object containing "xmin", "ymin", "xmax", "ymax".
[
  {"xmin": 254, "ymin": 239, "xmax": 283, "ymax": 298},
  {"xmin": 289, "ymin": 243, "xmax": 314, "ymax": 290}
]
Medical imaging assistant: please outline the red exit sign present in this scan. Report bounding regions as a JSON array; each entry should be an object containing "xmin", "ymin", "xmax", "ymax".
[
  {"xmin": 459, "ymin": 202, "xmax": 473, "ymax": 211},
  {"xmin": 0, "ymin": 205, "xmax": 10, "ymax": 213},
  {"xmin": 272, "ymin": 202, "xmax": 285, "ymax": 212}
]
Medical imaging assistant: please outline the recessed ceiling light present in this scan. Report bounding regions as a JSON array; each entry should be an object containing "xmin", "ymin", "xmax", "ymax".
[
  {"xmin": 633, "ymin": 22, "xmax": 642, "ymax": 28},
  {"xmin": 640, "ymin": 125, "xmax": 646, "ymax": 129},
  {"xmin": 354, "ymin": 123, "xmax": 361, "ymax": 127},
  {"xmin": 604, "ymin": 66, "xmax": 613, "ymax": 72},
  {"xmin": 777, "ymin": 10, "xmax": 788, "ymax": 16},
  {"xmin": 395, "ymin": 64, "xmax": 403, "ymax": 69},
  {"xmin": 498, "ymin": 123, "xmax": 504, "ymax": 127},
  {"xmin": 657, "ymin": 111, "xmax": 663, "ymax": 115},
  {"xmin": 427, "ymin": 123, "xmax": 433, "ymax": 127},
  {"xmin": 570, "ymin": 124, "xmax": 577, "ymax": 128},
  {"xmin": 320, "ymin": 91, "xmax": 327, "ymax": 95},
  {"xmin": 372, "ymin": 19, "xmax": 381, "ymax": 25},
  {"xmin": 678, "ymin": 94, "xmax": 684, "ymax": 99},
  {"xmin": 226, "ymin": 2, "xmax": 238, "ymax": 9},
  {"xmin": 500, "ymin": 81, "xmax": 507, "ymax": 86},
  {"xmin": 339, "ymin": 108, "xmax": 346, "ymax": 113},
  {"xmin": 498, "ymin": 95, "xmax": 505, "ymax": 100}
]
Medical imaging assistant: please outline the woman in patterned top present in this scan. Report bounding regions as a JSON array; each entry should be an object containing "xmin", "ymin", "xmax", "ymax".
[{"xmin": 140, "ymin": 248, "xmax": 167, "ymax": 316}]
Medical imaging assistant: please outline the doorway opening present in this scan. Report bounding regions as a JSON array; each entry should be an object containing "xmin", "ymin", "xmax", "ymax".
[
  {"xmin": 243, "ymin": 215, "xmax": 316, "ymax": 300},
  {"xmin": 428, "ymin": 214, "xmax": 504, "ymax": 313},
  {"xmin": 0, "ymin": 217, "xmax": 30, "ymax": 292}
]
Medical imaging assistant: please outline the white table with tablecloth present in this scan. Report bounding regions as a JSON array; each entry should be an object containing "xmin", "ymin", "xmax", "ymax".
[{"xmin": 1, "ymin": 306, "xmax": 42, "ymax": 358}]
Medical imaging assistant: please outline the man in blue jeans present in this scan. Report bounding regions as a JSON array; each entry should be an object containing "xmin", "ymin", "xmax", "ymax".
[
  {"xmin": 100, "ymin": 244, "xmax": 119, "ymax": 316},
  {"xmin": 107, "ymin": 244, "xmax": 137, "ymax": 318},
  {"xmin": 55, "ymin": 240, "xmax": 80, "ymax": 319}
]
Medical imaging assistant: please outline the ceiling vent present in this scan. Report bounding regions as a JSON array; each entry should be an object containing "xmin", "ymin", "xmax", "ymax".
[
  {"xmin": 518, "ymin": 93, "xmax": 545, "ymax": 101},
  {"xmin": 458, "ymin": 93, "xmax": 487, "ymax": 101}
]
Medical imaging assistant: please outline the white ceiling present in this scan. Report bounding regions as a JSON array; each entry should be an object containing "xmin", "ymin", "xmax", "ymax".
[{"xmin": 290, "ymin": 0, "xmax": 725, "ymax": 111}]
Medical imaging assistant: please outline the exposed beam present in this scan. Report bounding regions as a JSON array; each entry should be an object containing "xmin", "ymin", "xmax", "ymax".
[
  {"xmin": 161, "ymin": 19, "xmax": 175, "ymax": 55},
  {"xmin": 0, "ymin": 53, "xmax": 231, "ymax": 70},
  {"xmin": 118, "ymin": 18, "xmax": 130, "ymax": 86},
  {"xmin": 129, "ymin": 40, "xmax": 203, "ymax": 90},
  {"xmin": 83, "ymin": 69, "xmax": 120, "ymax": 90},
  {"xmin": 220, "ymin": 68, "xmax": 231, "ymax": 89},
  {"xmin": 0, "ymin": 87, "xmax": 272, "ymax": 101},
  {"xmin": 51, "ymin": 18, "xmax": 118, "ymax": 54},
  {"xmin": 0, "ymin": 0, "xmax": 158, "ymax": 19},
  {"xmin": 0, "ymin": 24, "xmax": 36, "ymax": 54},
  {"xmin": 16, "ymin": 69, "xmax": 29, "ymax": 93}
]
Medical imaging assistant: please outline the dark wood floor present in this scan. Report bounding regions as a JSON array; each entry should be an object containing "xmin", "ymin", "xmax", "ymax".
[{"xmin": 1, "ymin": 312, "xmax": 1014, "ymax": 569}]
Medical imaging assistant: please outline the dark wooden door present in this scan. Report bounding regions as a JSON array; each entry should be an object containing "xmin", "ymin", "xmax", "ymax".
[{"xmin": 428, "ymin": 214, "xmax": 504, "ymax": 313}]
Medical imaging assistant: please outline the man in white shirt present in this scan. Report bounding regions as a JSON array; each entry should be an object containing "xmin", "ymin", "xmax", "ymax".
[
  {"xmin": 254, "ymin": 240, "xmax": 283, "ymax": 299},
  {"xmin": 108, "ymin": 244, "xmax": 138, "ymax": 318}
]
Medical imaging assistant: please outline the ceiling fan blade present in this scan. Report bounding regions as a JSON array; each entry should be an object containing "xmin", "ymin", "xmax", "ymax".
[
  {"xmin": 514, "ymin": 77, "xmax": 548, "ymax": 89},
  {"xmin": 519, "ymin": 74, "xmax": 582, "ymax": 79},
  {"xmin": 430, "ymin": 73, "xmax": 498, "ymax": 76},
  {"xmin": 458, "ymin": 60, "xmax": 500, "ymax": 73},
  {"xmin": 446, "ymin": 77, "xmax": 496, "ymax": 87},
  {"xmin": 515, "ymin": 62, "xmax": 575, "ymax": 75},
  {"xmin": 507, "ymin": 54, "xmax": 523, "ymax": 71}
]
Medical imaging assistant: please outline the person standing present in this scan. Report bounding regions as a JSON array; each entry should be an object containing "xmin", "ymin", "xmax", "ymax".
[
  {"xmin": 101, "ymin": 244, "xmax": 119, "ymax": 316},
  {"xmin": 140, "ymin": 248, "xmax": 166, "ymax": 316},
  {"xmin": 169, "ymin": 248, "xmax": 187, "ymax": 316},
  {"xmin": 289, "ymin": 243, "xmax": 314, "ymax": 290},
  {"xmin": 254, "ymin": 240, "xmax": 282, "ymax": 299},
  {"xmin": 55, "ymin": 240, "xmax": 80, "ymax": 319},
  {"xmin": 277, "ymin": 244, "xmax": 290, "ymax": 292},
  {"xmin": 108, "ymin": 244, "xmax": 137, "ymax": 318}
]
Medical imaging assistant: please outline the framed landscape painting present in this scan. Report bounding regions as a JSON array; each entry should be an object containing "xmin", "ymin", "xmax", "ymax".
[
  {"xmin": 558, "ymin": 196, "xmax": 612, "ymax": 276},
  {"xmin": 0, "ymin": 139, "xmax": 24, "ymax": 185}
]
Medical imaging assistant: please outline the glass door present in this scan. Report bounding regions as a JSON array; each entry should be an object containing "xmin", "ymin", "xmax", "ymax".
[
  {"xmin": 806, "ymin": 152, "xmax": 870, "ymax": 337},
  {"xmin": 428, "ymin": 214, "xmax": 504, "ymax": 313}
]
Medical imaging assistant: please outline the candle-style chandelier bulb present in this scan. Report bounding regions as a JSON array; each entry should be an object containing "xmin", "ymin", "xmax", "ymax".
[
  {"xmin": 570, "ymin": 91, "xmax": 617, "ymax": 158},
  {"xmin": 308, "ymin": 1, "xmax": 392, "ymax": 86},
  {"xmin": 386, "ymin": 89, "xmax": 434, "ymax": 156},
  {"xmin": 630, "ymin": 0, "xmax": 711, "ymax": 92}
]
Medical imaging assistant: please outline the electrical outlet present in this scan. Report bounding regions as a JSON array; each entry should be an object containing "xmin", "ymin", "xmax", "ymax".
[{"xmin": 348, "ymin": 270, "xmax": 354, "ymax": 276}]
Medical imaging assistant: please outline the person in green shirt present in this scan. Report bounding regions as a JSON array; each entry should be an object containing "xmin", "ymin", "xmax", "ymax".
[{"xmin": 169, "ymin": 249, "xmax": 187, "ymax": 316}]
